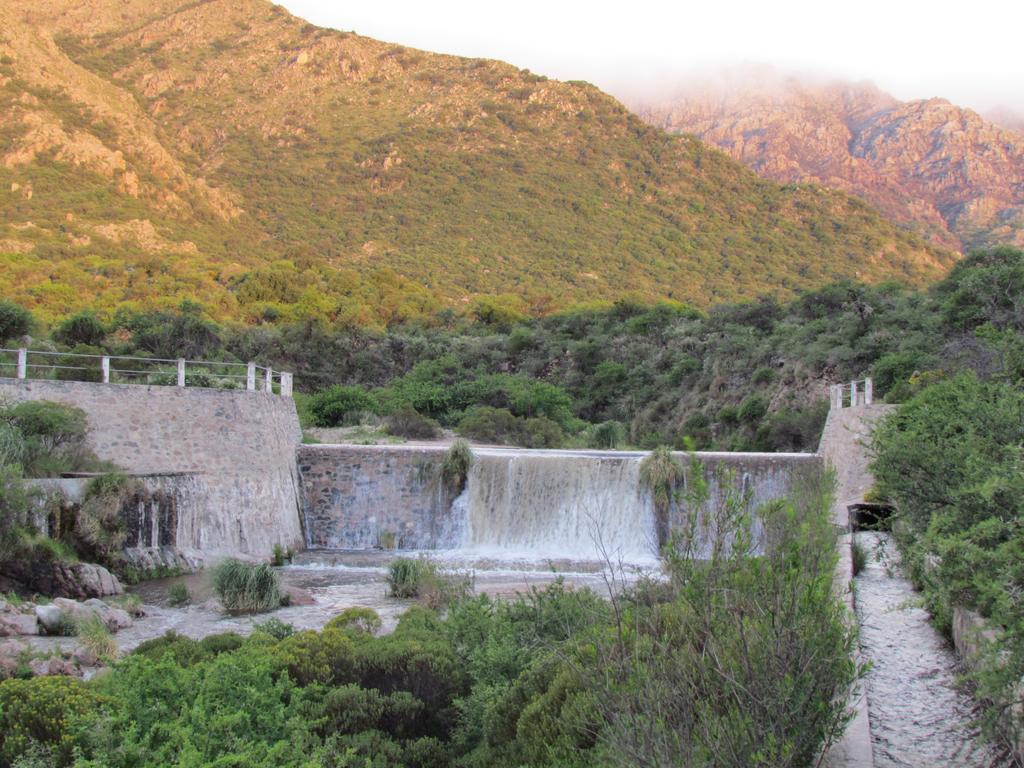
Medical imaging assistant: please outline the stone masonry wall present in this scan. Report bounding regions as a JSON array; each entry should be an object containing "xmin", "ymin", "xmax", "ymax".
[
  {"xmin": 0, "ymin": 378, "xmax": 304, "ymax": 558},
  {"xmin": 297, "ymin": 444, "xmax": 822, "ymax": 552}
]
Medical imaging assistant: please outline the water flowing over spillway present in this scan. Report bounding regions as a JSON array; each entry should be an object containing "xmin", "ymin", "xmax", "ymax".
[{"xmin": 453, "ymin": 451, "xmax": 659, "ymax": 563}]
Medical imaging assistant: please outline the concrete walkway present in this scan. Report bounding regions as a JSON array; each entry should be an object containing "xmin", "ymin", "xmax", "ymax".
[{"xmin": 819, "ymin": 403, "xmax": 895, "ymax": 768}]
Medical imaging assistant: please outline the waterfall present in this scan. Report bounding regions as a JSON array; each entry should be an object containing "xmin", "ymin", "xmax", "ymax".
[{"xmin": 452, "ymin": 450, "xmax": 658, "ymax": 563}]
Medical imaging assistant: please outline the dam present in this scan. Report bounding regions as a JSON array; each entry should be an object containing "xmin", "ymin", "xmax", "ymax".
[
  {"xmin": 2, "ymin": 364, "xmax": 823, "ymax": 566},
  {"xmin": 297, "ymin": 444, "xmax": 820, "ymax": 563}
]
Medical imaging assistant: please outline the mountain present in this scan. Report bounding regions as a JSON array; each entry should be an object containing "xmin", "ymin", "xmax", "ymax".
[
  {"xmin": 986, "ymin": 107, "xmax": 1024, "ymax": 135},
  {"xmin": 1, "ymin": 3, "xmax": 953, "ymax": 326},
  {"xmin": 634, "ymin": 68, "xmax": 1024, "ymax": 252}
]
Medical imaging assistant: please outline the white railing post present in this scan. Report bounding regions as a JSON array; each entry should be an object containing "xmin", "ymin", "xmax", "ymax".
[
  {"xmin": 264, "ymin": 367, "xmax": 273, "ymax": 392},
  {"xmin": 281, "ymin": 372, "xmax": 293, "ymax": 397},
  {"xmin": 864, "ymin": 378, "xmax": 873, "ymax": 405},
  {"xmin": 16, "ymin": 348, "xmax": 27, "ymax": 379},
  {"xmin": 101, "ymin": 356, "xmax": 110, "ymax": 384},
  {"xmin": 850, "ymin": 380, "xmax": 858, "ymax": 407},
  {"xmin": 830, "ymin": 384, "xmax": 840, "ymax": 410},
  {"xmin": 246, "ymin": 362, "xmax": 256, "ymax": 391},
  {"xmin": 176, "ymin": 359, "xmax": 186, "ymax": 387}
]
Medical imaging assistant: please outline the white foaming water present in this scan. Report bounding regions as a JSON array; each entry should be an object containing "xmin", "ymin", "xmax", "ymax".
[{"xmin": 449, "ymin": 451, "xmax": 659, "ymax": 565}]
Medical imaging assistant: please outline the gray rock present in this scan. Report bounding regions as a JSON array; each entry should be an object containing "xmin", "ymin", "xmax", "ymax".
[
  {"xmin": 72, "ymin": 645, "xmax": 98, "ymax": 667},
  {"xmin": 0, "ymin": 612, "xmax": 39, "ymax": 636},
  {"xmin": 29, "ymin": 657, "xmax": 76, "ymax": 677},
  {"xmin": 35, "ymin": 604, "xmax": 65, "ymax": 634}
]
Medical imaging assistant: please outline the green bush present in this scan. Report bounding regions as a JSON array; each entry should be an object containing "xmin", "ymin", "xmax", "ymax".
[
  {"xmin": 53, "ymin": 312, "xmax": 107, "ymax": 348},
  {"xmin": 737, "ymin": 393, "xmax": 768, "ymax": 425},
  {"xmin": 211, "ymin": 559, "xmax": 281, "ymax": 614},
  {"xmin": 307, "ymin": 385, "xmax": 377, "ymax": 427},
  {"xmin": 457, "ymin": 406, "xmax": 565, "ymax": 448},
  {"xmin": 640, "ymin": 445, "xmax": 684, "ymax": 547},
  {"xmin": 77, "ymin": 613, "xmax": 118, "ymax": 662},
  {"xmin": 168, "ymin": 582, "xmax": 190, "ymax": 606},
  {"xmin": 75, "ymin": 473, "xmax": 134, "ymax": 566},
  {"xmin": 385, "ymin": 406, "xmax": 441, "ymax": 439},
  {"xmin": 441, "ymin": 438, "xmax": 473, "ymax": 491},
  {"xmin": 589, "ymin": 420, "xmax": 624, "ymax": 449},
  {"xmin": 0, "ymin": 301, "xmax": 31, "ymax": 344},
  {"xmin": 386, "ymin": 557, "xmax": 472, "ymax": 609},
  {"xmin": 0, "ymin": 676, "xmax": 98, "ymax": 766},
  {"xmin": 1, "ymin": 400, "xmax": 92, "ymax": 477},
  {"xmin": 326, "ymin": 607, "xmax": 382, "ymax": 636}
]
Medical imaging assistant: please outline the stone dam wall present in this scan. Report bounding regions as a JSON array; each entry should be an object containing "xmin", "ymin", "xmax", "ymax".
[
  {"xmin": 1, "ymin": 378, "xmax": 304, "ymax": 562},
  {"xmin": 298, "ymin": 444, "xmax": 822, "ymax": 558}
]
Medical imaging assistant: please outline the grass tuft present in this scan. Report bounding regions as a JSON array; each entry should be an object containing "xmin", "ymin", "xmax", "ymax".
[{"xmin": 210, "ymin": 559, "xmax": 281, "ymax": 614}]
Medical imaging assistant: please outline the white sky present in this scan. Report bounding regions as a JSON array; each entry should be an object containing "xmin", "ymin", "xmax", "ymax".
[{"xmin": 281, "ymin": 0, "xmax": 1024, "ymax": 115}]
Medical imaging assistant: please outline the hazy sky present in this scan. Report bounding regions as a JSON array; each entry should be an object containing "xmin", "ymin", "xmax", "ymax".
[{"xmin": 281, "ymin": 0, "xmax": 1024, "ymax": 114}]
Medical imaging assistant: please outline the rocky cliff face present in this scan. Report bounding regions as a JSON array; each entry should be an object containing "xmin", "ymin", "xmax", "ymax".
[{"xmin": 636, "ymin": 72, "xmax": 1024, "ymax": 251}]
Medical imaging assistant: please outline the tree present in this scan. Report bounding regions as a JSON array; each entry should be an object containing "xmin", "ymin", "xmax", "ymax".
[{"xmin": 0, "ymin": 301, "xmax": 31, "ymax": 344}]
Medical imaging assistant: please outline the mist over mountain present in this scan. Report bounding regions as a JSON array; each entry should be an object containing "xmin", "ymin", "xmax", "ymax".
[{"xmin": 632, "ymin": 67, "xmax": 1024, "ymax": 252}]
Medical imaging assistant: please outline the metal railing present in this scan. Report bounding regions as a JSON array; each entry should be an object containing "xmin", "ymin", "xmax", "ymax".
[
  {"xmin": 0, "ymin": 348, "xmax": 293, "ymax": 396},
  {"xmin": 829, "ymin": 378, "xmax": 873, "ymax": 409}
]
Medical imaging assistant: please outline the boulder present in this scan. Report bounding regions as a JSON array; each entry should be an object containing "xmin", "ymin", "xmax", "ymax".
[
  {"xmin": 84, "ymin": 599, "xmax": 132, "ymax": 630},
  {"xmin": 1, "ymin": 559, "xmax": 123, "ymax": 598},
  {"xmin": 28, "ymin": 657, "xmax": 76, "ymax": 677},
  {"xmin": 72, "ymin": 645, "xmax": 98, "ymax": 667},
  {"xmin": 0, "ymin": 612, "xmax": 38, "ymax": 637},
  {"xmin": 51, "ymin": 597, "xmax": 133, "ymax": 632},
  {"xmin": 35, "ymin": 604, "xmax": 66, "ymax": 635}
]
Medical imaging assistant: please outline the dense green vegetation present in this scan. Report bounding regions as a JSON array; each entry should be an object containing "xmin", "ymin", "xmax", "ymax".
[
  {"xmin": 2, "ymin": 0, "xmax": 952, "ymax": 325},
  {"xmin": 7, "ymin": 248, "xmax": 1022, "ymax": 453},
  {"xmin": 0, "ymin": 462, "xmax": 859, "ymax": 767},
  {"xmin": 870, "ymin": 245, "xmax": 1024, "ymax": 744},
  {"xmin": 0, "ymin": 399, "xmax": 133, "ymax": 594}
]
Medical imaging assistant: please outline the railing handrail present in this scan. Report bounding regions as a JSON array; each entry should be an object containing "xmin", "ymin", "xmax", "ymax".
[
  {"xmin": 829, "ymin": 378, "xmax": 873, "ymax": 410},
  {"xmin": 0, "ymin": 348, "xmax": 292, "ymax": 397},
  {"xmin": 0, "ymin": 348, "xmax": 273, "ymax": 372}
]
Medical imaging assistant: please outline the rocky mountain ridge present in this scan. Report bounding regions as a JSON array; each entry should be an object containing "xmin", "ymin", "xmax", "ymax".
[{"xmin": 635, "ymin": 72, "xmax": 1024, "ymax": 251}]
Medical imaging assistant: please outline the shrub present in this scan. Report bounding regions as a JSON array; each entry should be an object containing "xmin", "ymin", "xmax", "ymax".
[
  {"xmin": 752, "ymin": 366, "xmax": 776, "ymax": 384},
  {"xmin": 253, "ymin": 617, "xmax": 294, "ymax": 640},
  {"xmin": 271, "ymin": 542, "xmax": 291, "ymax": 566},
  {"xmin": 0, "ymin": 676, "xmax": 98, "ymax": 766},
  {"xmin": 53, "ymin": 312, "xmax": 107, "ymax": 348},
  {"xmin": 1, "ymin": 401, "xmax": 91, "ymax": 477},
  {"xmin": 851, "ymin": 540, "xmax": 868, "ymax": 576},
  {"xmin": 639, "ymin": 446, "xmax": 684, "ymax": 548},
  {"xmin": 0, "ymin": 301, "xmax": 31, "ymax": 344},
  {"xmin": 211, "ymin": 559, "xmax": 281, "ymax": 614},
  {"xmin": 77, "ymin": 614, "xmax": 118, "ymax": 662},
  {"xmin": 737, "ymin": 393, "xmax": 768, "ymax": 425},
  {"xmin": 273, "ymin": 628, "xmax": 355, "ymax": 686},
  {"xmin": 168, "ymin": 582, "xmax": 191, "ymax": 606},
  {"xmin": 76, "ymin": 473, "xmax": 134, "ymax": 566},
  {"xmin": 457, "ymin": 406, "xmax": 565, "ymax": 448},
  {"xmin": 442, "ymin": 438, "xmax": 473, "ymax": 491},
  {"xmin": 590, "ymin": 420, "xmax": 624, "ymax": 449},
  {"xmin": 326, "ymin": 607, "xmax": 382, "ymax": 636},
  {"xmin": 385, "ymin": 406, "xmax": 441, "ymax": 439},
  {"xmin": 386, "ymin": 557, "xmax": 472, "ymax": 609},
  {"xmin": 307, "ymin": 385, "xmax": 377, "ymax": 427}
]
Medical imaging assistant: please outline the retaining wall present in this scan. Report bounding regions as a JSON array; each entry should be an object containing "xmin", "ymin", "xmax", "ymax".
[{"xmin": 1, "ymin": 378, "xmax": 304, "ymax": 559}]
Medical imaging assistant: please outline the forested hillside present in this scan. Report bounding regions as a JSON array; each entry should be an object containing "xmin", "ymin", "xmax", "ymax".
[
  {"xmin": 1, "ymin": 0, "xmax": 953, "ymax": 325},
  {"xmin": 6, "ymin": 247, "xmax": 1019, "ymax": 454}
]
